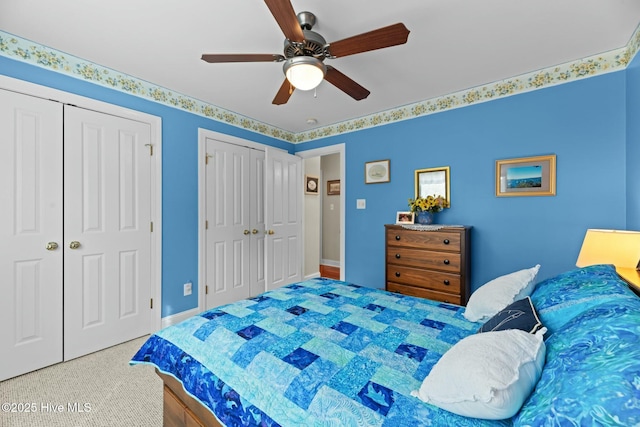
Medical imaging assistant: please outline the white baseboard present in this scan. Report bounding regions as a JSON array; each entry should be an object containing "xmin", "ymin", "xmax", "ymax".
[
  {"xmin": 161, "ymin": 307, "xmax": 200, "ymax": 329},
  {"xmin": 321, "ymin": 259, "xmax": 340, "ymax": 267},
  {"xmin": 304, "ymin": 272, "xmax": 321, "ymax": 280}
]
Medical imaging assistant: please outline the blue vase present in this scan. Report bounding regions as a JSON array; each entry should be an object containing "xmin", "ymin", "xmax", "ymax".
[{"xmin": 416, "ymin": 211, "xmax": 434, "ymax": 225}]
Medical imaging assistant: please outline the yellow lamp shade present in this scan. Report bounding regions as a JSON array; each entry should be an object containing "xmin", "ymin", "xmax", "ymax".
[{"xmin": 576, "ymin": 228, "xmax": 640, "ymax": 288}]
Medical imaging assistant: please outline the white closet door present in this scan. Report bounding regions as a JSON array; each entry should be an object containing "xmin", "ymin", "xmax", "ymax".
[
  {"xmin": 265, "ymin": 147, "xmax": 302, "ymax": 290},
  {"xmin": 0, "ymin": 90, "xmax": 63, "ymax": 381},
  {"xmin": 205, "ymin": 138, "xmax": 251, "ymax": 309},
  {"xmin": 250, "ymin": 150, "xmax": 266, "ymax": 297},
  {"xmin": 63, "ymin": 105, "xmax": 152, "ymax": 360}
]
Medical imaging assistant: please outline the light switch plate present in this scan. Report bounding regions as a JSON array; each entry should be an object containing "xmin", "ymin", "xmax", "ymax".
[{"xmin": 356, "ymin": 199, "xmax": 366, "ymax": 209}]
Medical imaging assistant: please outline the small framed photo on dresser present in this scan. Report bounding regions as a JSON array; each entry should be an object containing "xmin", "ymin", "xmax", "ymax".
[{"xmin": 396, "ymin": 211, "xmax": 414, "ymax": 224}]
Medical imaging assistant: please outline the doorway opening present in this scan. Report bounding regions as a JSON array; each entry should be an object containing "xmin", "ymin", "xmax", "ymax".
[{"xmin": 299, "ymin": 144, "xmax": 345, "ymax": 281}]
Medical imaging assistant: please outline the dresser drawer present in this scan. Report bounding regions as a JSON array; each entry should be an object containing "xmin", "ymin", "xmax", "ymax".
[
  {"xmin": 387, "ymin": 248, "xmax": 461, "ymax": 273},
  {"xmin": 386, "ymin": 228, "xmax": 461, "ymax": 251},
  {"xmin": 387, "ymin": 283, "xmax": 463, "ymax": 305},
  {"xmin": 386, "ymin": 265, "xmax": 461, "ymax": 293}
]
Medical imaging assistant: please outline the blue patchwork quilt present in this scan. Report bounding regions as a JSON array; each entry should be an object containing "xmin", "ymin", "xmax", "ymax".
[{"xmin": 131, "ymin": 278, "xmax": 506, "ymax": 426}]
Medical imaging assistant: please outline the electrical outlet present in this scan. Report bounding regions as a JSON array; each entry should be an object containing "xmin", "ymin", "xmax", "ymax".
[{"xmin": 183, "ymin": 282, "xmax": 192, "ymax": 296}]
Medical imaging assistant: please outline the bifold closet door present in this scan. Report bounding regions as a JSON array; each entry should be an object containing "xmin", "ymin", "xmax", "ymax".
[
  {"xmin": 0, "ymin": 90, "xmax": 64, "ymax": 381},
  {"xmin": 63, "ymin": 105, "xmax": 153, "ymax": 361},
  {"xmin": 249, "ymin": 149, "xmax": 266, "ymax": 297},
  {"xmin": 204, "ymin": 138, "xmax": 252, "ymax": 309},
  {"xmin": 265, "ymin": 147, "xmax": 302, "ymax": 291}
]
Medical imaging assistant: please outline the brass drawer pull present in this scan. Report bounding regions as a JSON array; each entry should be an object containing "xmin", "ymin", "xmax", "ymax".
[
  {"xmin": 443, "ymin": 280, "xmax": 450, "ymax": 286},
  {"xmin": 395, "ymin": 254, "xmax": 401, "ymax": 259},
  {"xmin": 395, "ymin": 272, "xmax": 401, "ymax": 277},
  {"xmin": 443, "ymin": 239, "xmax": 450, "ymax": 245},
  {"xmin": 443, "ymin": 259, "xmax": 450, "ymax": 265}
]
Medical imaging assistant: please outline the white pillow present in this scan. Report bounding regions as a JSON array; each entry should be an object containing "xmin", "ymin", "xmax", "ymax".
[
  {"xmin": 411, "ymin": 328, "xmax": 546, "ymax": 420},
  {"xmin": 463, "ymin": 265, "xmax": 540, "ymax": 322}
]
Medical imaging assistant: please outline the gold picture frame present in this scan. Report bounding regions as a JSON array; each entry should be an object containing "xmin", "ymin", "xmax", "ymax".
[
  {"xmin": 415, "ymin": 166, "xmax": 450, "ymax": 205},
  {"xmin": 365, "ymin": 159, "xmax": 390, "ymax": 184},
  {"xmin": 495, "ymin": 154, "xmax": 556, "ymax": 197}
]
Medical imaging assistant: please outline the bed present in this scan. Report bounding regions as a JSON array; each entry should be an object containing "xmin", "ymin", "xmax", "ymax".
[{"xmin": 131, "ymin": 264, "xmax": 640, "ymax": 426}]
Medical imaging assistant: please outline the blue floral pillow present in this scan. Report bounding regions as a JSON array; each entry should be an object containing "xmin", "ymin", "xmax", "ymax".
[
  {"xmin": 513, "ymin": 298, "xmax": 640, "ymax": 426},
  {"xmin": 530, "ymin": 264, "xmax": 638, "ymax": 333}
]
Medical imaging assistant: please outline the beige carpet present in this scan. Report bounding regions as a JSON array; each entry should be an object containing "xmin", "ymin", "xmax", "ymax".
[{"xmin": 0, "ymin": 336, "xmax": 162, "ymax": 427}]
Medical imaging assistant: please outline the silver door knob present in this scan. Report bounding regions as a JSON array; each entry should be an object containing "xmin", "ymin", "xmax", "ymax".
[
  {"xmin": 46, "ymin": 242, "xmax": 59, "ymax": 251},
  {"xmin": 69, "ymin": 241, "xmax": 81, "ymax": 249}
]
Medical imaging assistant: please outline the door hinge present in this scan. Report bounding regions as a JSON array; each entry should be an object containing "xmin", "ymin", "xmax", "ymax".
[
  {"xmin": 145, "ymin": 143, "xmax": 153, "ymax": 156},
  {"xmin": 150, "ymin": 221, "xmax": 154, "ymax": 232},
  {"xmin": 205, "ymin": 220, "xmax": 208, "ymax": 230},
  {"xmin": 205, "ymin": 285, "xmax": 209, "ymax": 295},
  {"xmin": 150, "ymin": 298, "xmax": 153, "ymax": 309}
]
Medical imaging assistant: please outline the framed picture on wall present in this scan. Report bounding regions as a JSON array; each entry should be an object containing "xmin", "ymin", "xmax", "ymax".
[
  {"xmin": 365, "ymin": 159, "xmax": 390, "ymax": 184},
  {"xmin": 305, "ymin": 175, "xmax": 319, "ymax": 195},
  {"xmin": 415, "ymin": 166, "xmax": 450, "ymax": 205},
  {"xmin": 495, "ymin": 154, "xmax": 556, "ymax": 197},
  {"xmin": 327, "ymin": 180, "xmax": 340, "ymax": 195}
]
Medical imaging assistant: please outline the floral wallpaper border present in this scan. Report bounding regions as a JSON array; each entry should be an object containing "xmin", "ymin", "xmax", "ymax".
[{"xmin": 1, "ymin": 24, "xmax": 639, "ymax": 144}]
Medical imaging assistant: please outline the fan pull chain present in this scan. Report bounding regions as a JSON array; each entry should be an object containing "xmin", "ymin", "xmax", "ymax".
[
  {"xmin": 314, "ymin": 87, "xmax": 317, "ymax": 98},
  {"xmin": 289, "ymin": 82, "xmax": 293, "ymax": 95}
]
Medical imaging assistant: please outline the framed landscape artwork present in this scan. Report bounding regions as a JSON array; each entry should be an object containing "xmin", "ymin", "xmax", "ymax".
[
  {"xmin": 495, "ymin": 154, "xmax": 556, "ymax": 197},
  {"xmin": 327, "ymin": 179, "xmax": 341, "ymax": 195},
  {"xmin": 365, "ymin": 160, "xmax": 390, "ymax": 184}
]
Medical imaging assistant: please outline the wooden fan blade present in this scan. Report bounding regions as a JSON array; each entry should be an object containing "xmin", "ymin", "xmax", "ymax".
[
  {"xmin": 327, "ymin": 23, "xmax": 410, "ymax": 58},
  {"xmin": 324, "ymin": 66, "xmax": 370, "ymax": 101},
  {"xmin": 264, "ymin": 0, "xmax": 305, "ymax": 43},
  {"xmin": 273, "ymin": 78, "xmax": 295, "ymax": 105},
  {"xmin": 201, "ymin": 54, "xmax": 284, "ymax": 63}
]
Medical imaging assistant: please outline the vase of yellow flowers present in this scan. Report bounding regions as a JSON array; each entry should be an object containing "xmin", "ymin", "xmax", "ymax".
[{"xmin": 408, "ymin": 195, "xmax": 449, "ymax": 224}]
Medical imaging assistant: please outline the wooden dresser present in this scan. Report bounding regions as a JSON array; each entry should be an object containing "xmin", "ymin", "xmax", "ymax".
[{"xmin": 385, "ymin": 225, "xmax": 471, "ymax": 305}]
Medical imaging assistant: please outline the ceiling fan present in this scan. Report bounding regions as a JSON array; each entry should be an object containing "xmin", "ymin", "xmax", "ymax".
[{"xmin": 201, "ymin": 0, "xmax": 410, "ymax": 105}]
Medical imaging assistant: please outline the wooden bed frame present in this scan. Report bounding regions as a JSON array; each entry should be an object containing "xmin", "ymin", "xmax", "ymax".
[{"xmin": 157, "ymin": 369, "xmax": 223, "ymax": 427}]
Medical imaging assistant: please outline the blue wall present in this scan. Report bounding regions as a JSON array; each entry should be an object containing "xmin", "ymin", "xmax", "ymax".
[
  {"xmin": 298, "ymin": 72, "xmax": 628, "ymax": 290},
  {"xmin": 0, "ymin": 56, "xmax": 293, "ymax": 317},
  {"xmin": 627, "ymin": 53, "xmax": 640, "ymax": 230},
  {"xmin": 1, "ymin": 54, "xmax": 635, "ymax": 316}
]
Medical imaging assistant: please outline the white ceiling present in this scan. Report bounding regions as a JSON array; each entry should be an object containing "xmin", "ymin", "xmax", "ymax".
[{"xmin": 2, "ymin": 0, "xmax": 640, "ymax": 134}]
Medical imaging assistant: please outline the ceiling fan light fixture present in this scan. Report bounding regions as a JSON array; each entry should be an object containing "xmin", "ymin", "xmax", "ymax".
[{"xmin": 284, "ymin": 57, "xmax": 326, "ymax": 91}]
